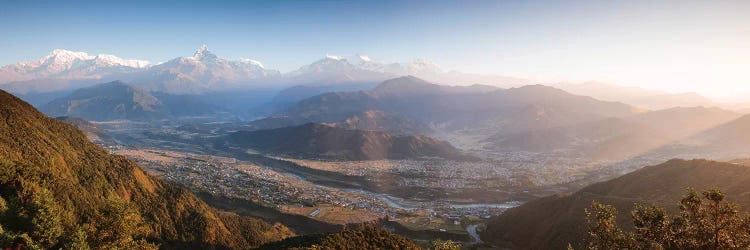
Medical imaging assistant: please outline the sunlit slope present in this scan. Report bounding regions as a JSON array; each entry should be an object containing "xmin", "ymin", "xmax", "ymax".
[{"xmin": 0, "ymin": 89, "xmax": 293, "ymax": 249}]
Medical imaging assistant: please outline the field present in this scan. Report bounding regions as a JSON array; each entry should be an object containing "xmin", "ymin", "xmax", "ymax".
[{"xmin": 281, "ymin": 205, "xmax": 381, "ymax": 225}]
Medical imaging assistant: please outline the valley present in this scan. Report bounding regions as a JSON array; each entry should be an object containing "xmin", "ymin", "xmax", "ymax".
[
  {"xmin": 104, "ymin": 136, "xmax": 529, "ymax": 241},
  {"xmin": 81, "ymin": 107, "xmax": 712, "ymax": 246},
  {"xmin": 17, "ymin": 71, "xmax": 750, "ymax": 249}
]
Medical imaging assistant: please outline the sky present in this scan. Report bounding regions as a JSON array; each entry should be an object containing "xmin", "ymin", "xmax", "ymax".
[{"xmin": 1, "ymin": 0, "xmax": 749, "ymax": 100}]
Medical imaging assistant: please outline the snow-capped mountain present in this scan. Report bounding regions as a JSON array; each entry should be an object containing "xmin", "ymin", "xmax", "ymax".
[
  {"xmin": 0, "ymin": 46, "xmax": 530, "ymax": 95},
  {"xmin": 121, "ymin": 45, "xmax": 280, "ymax": 93},
  {"xmin": 335, "ymin": 54, "xmax": 444, "ymax": 76},
  {"xmin": 285, "ymin": 54, "xmax": 529, "ymax": 88},
  {"xmin": 0, "ymin": 49, "xmax": 150, "ymax": 84},
  {"xmin": 0, "ymin": 45, "xmax": 280, "ymax": 95},
  {"xmin": 284, "ymin": 55, "xmax": 394, "ymax": 84}
]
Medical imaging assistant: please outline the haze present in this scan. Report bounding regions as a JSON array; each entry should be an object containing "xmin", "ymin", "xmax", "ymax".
[{"xmin": 1, "ymin": 0, "xmax": 748, "ymax": 99}]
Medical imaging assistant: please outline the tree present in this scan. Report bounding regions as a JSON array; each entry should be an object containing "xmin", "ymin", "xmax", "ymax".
[
  {"xmin": 65, "ymin": 226, "xmax": 91, "ymax": 250},
  {"xmin": 630, "ymin": 203, "xmax": 670, "ymax": 249},
  {"xmin": 584, "ymin": 201, "xmax": 635, "ymax": 249},
  {"xmin": 29, "ymin": 188, "xmax": 63, "ymax": 249},
  {"xmin": 0, "ymin": 196, "xmax": 7, "ymax": 215},
  {"xmin": 584, "ymin": 188, "xmax": 750, "ymax": 250},
  {"xmin": 432, "ymin": 239, "xmax": 461, "ymax": 250},
  {"xmin": 0, "ymin": 231, "xmax": 41, "ymax": 250},
  {"xmin": 89, "ymin": 195, "xmax": 158, "ymax": 250}
]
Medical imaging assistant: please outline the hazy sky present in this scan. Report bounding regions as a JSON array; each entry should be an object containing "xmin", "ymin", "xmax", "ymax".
[{"xmin": 1, "ymin": 0, "xmax": 749, "ymax": 99}]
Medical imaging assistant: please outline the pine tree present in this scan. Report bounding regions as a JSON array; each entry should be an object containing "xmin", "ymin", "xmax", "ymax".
[
  {"xmin": 90, "ymin": 195, "xmax": 158, "ymax": 250},
  {"xmin": 584, "ymin": 201, "xmax": 635, "ymax": 249},
  {"xmin": 65, "ymin": 226, "xmax": 91, "ymax": 250},
  {"xmin": 0, "ymin": 196, "xmax": 7, "ymax": 215},
  {"xmin": 585, "ymin": 189, "xmax": 750, "ymax": 250},
  {"xmin": 29, "ymin": 188, "xmax": 63, "ymax": 249}
]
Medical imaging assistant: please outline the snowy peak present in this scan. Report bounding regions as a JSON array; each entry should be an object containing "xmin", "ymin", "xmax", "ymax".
[
  {"xmin": 193, "ymin": 44, "xmax": 209, "ymax": 58},
  {"xmin": 283, "ymin": 54, "xmax": 392, "ymax": 84},
  {"xmin": 239, "ymin": 58, "xmax": 265, "ymax": 68},
  {"xmin": 0, "ymin": 47, "xmax": 529, "ymax": 93},
  {"xmin": 93, "ymin": 54, "xmax": 150, "ymax": 68},
  {"xmin": 325, "ymin": 54, "xmax": 344, "ymax": 61},
  {"xmin": 295, "ymin": 55, "xmax": 357, "ymax": 73},
  {"xmin": 406, "ymin": 59, "xmax": 442, "ymax": 73},
  {"xmin": 122, "ymin": 45, "xmax": 280, "ymax": 94},
  {"xmin": 285, "ymin": 53, "xmax": 455, "ymax": 85},
  {"xmin": 346, "ymin": 54, "xmax": 375, "ymax": 66},
  {"xmin": 356, "ymin": 54, "xmax": 371, "ymax": 62},
  {"xmin": 29, "ymin": 49, "xmax": 150, "ymax": 69},
  {"xmin": 309, "ymin": 54, "xmax": 444, "ymax": 75},
  {"xmin": 44, "ymin": 49, "xmax": 94, "ymax": 63},
  {"xmin": 191, "ymin": 44, "xmax": 218, "ymax": 61},
  {"xmin": 0, "ymin": 48, "xmax": 153, "ymax": 84}
]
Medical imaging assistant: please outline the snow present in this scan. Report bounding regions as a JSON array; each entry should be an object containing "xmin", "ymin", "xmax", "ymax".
[
  {"xmin": 407, "ymin": 59, "xmax": 443, "ymax": 72},
  {"xmin": 192, "ymin": 44, "xmax": 210, "ymax": 60},
  {"xmin": 239, "ymin": 57, "xmax": 265, "ymax": 68},
  {"xmin": 1, "ymin": 48, "xmax": 462, "ymax": 91},
  {"xmin": 95, "ymin": 54, "xmax": 151, "ymax": 68},
  {"xmin": 325, "ymin": 54, "xmax": 344, "ymax": 60},
  {"xmin": 357, "ymin": 54, "xmax": 371, "ymax": 62},
  {"xmin": 42, "ymin": 49, "xmax": 94, "ymax": 65},
  {"xmin": 31, "ymin": 49, "xmax": 151, "ymax": 68}
]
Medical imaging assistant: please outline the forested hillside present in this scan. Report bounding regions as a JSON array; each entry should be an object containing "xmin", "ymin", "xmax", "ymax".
[{"xmin": 0, "ymin": 90, "xmax": 294, "ymax": 249}]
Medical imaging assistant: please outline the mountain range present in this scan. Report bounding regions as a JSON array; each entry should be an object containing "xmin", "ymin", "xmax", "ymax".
[
  {"xmin": 556, "ymin": 81, "xmax": 722, "ymax": 110},
  {"xmin": 0, "ymin": 49, "xmax": 149, "ymax": 84},
  {"xmin": 485, "ymin": 106, "xmax": 741, "ymax": 160},
  {"xmin": 33, "ymin": 75, "xmax": 750, "ymax": 164},
  {"xmin": 3, "ymin": 46, "xmax": 742, "ymax": 115},
  {"xmin": 642, "ymin": 113, "xmax": 750, "ymax": 159},
  {"xmin": 252, "ymin": 76, "xmax": 638, "ymax": 151},
  {"xmin": 0, "ymin": 46, "xmax": 530, "ymax": 96}
]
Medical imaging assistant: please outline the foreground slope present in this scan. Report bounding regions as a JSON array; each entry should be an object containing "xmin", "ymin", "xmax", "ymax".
[
  {"xmin": 258, "ymin": 226, "xmax": 422, "ymax": 250},
  {"xmin": 481, "ymin": 159, "xmax": 750, "ymax": 249},
  {"xmin": 0, "ymin": 90, "xmax": 292, "ymax": 249}
]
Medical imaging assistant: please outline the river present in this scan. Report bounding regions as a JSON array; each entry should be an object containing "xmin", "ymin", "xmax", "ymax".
[{"xmin": 467, "ymin": 224, "xmax": 482, "ymax": 243}]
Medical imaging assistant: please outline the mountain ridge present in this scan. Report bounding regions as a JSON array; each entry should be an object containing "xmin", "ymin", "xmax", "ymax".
[
  {"xmin": 481, "ymin": 158, "xmax": 750, "ymax": 249},
  {"xmin": 227, "ymin": 123, "xmax": 473, "ymax": 161},
  {"xmin": 270, "ymin": 77, "xmax": 637, "ymax": 138},
  {"xmin": 40, "ymin": 81, "xmax": 219, "ymax": 121},
  {"xmin": 0, "ymin": 89, "xmax": 294, "ymax": 249}
]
